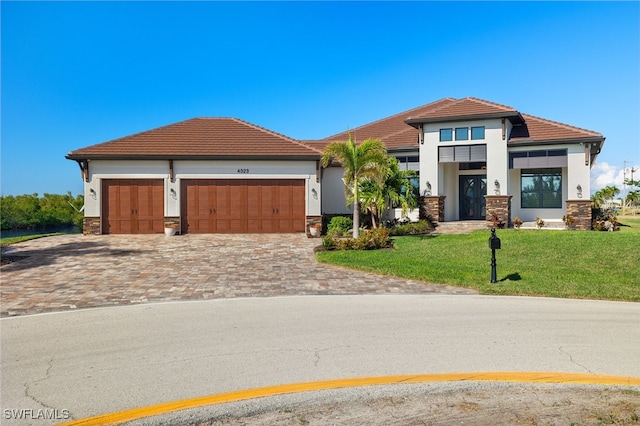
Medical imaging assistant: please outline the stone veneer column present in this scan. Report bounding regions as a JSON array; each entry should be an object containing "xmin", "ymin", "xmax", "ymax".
[
  {"xmin": 418, "ymin": 196, "xmax": 445, "ymax": 223},
  {"xmin": 83, "ymin": 217, "xmax": 101, "ymax": 235},
  {"xmin": 485, "ymin": 195, "xmax": 512, "ymax": 229},
  {"xmin": 566, "ymin": 200, "xmax": 592, "ymax": 230}
]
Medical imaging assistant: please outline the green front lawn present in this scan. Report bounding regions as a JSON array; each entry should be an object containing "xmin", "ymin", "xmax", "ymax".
[
  {"xmin": 0, "ymin": 233, "xmax": 62, "ymax": 247},
  {"xmin": 316, "ymin": 217, "xmax": 640, "ymax": 301}
]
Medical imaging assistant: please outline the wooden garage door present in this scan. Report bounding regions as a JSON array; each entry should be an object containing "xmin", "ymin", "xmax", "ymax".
[
  {"xmin": 102, "ymin": 179, "xmax": 164, "ymax": 234},
  {"xmin": 181, "ymin": 179, "xmax": 305, "ymax": 233}
]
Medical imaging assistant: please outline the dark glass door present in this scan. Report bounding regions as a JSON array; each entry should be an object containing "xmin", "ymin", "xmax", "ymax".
[{"xmin": 459, "ymin": 176, "xmax": 487, "ymax": 220}]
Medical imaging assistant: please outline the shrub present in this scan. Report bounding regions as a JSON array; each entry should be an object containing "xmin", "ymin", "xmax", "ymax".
[
  {"xmin": 389, "ymin": 220, "xmax": 432, "ymax": 236},
  {"xmin": 513, "ymin": 217, "xmax": 523, "ymax": 228},
  {"xmin": 562, "ymin": 214, "xmax": 576, "ymax": 229},
  {"xmin": 322, "ymin": 227, "xmax": 392, "ymax": 251},
  {"xmin": 593, "ymin": 210, "xmax": 619, "ymax": 231},
  {"xmin": 327, "ymin": 216, "xmax": 353, "ymax": 237}
]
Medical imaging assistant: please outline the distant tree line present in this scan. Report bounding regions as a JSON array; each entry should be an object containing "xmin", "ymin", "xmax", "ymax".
[
  {"xmin": 0, "ymin": 193, "xmax": 84, "ymax": 230},
  {"xmin": 592, "ymin": 180, "xmax": 639, "ymax": 210}
]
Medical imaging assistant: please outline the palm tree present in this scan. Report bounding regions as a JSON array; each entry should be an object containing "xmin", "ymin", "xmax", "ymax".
[
  {"xmin": 358, "ymin": 157, "xmax": 417, "ymax": 228},
  {"xmin": 321, "ymin": 135, "xmax": 388, "ymax": 237},
  {"xmin": 601, "ymin": 185, "xmax": 621, "ymax": 209},
  {"xmin": 591, "ymin": 190, "xmax": 605, "ymax": 209}
]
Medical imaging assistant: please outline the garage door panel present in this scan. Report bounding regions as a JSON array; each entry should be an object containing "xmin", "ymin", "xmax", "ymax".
[
  {"xmin": 182, "ymin": 179, "xmax": 305, "ymax": 234},
  {"xmin": 103, "ymin": 179, "xmax": 164, "ymax": 234}
]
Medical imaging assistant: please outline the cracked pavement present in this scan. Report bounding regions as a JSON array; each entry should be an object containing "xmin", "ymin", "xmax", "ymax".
[{"xmin": 1, "ymin": 295, "xmax": 639, "ymax": 425}]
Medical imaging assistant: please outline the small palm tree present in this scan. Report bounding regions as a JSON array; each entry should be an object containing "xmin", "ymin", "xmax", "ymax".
[
  {"xmin": 358, "ymin": 157, "xmax": 417, "ymax": 227},
  {"xmin": 601, "ymin": 185, "xmax": 620, "ymax": 208},
  {"xmin": 591, "ymin": 191, "xmax": 605, "ymax": 209},
  {"xmin": 321, "ymin": 134, "xmax": 388, "ymax": 238}
]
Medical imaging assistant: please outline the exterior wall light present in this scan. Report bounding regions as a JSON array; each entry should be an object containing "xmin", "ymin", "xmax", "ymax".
[
  {"xmin": 89, "ymin": 188, "xmax": 97, "ymax": 199},
  {"xmin": 494, "ymin": 180, "xmax": 500, "ymax": 195},
  {"xmin": 424, "ymin": 181, "xmax": 432, "ymax": 196},
  {"xmin": 577, "ymin": 184, "xmax": 583, "ymax": 198},
  {"xmin": 170, "ymin": 188, "xmax": 177, "ymax": 199}
]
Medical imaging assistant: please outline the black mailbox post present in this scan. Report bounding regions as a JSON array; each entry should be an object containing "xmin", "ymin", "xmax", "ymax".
[{"xmin": 488, "ymin": 228, "xmax": 501, "ymax": 283}]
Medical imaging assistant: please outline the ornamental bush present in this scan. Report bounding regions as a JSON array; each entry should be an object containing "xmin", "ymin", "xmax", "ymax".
[
  {"xmin": 322, "ymin": 227, "xmax": 392, "ymax": 250},
  {"xmin": 388, "ymin": 220, "xmax": 432, "ymax": 236},
  {"xmin": 327, "ymin": 216, "xmax": 353, "ymax": 237}
]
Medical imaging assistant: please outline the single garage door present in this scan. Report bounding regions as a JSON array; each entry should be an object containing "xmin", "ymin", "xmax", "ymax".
[
  {"xmin": 102, "ymin": 179, "xmax": 164, "ymax": 234},
  {"xmin": 181, "ymin": 179, "xmax": 305, "ymax": 233}
]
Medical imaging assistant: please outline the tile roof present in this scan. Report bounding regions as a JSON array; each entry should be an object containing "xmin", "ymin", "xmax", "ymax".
[
  {"xmin": 67, "ymin": 98, "xmax": 604, "ymax": 161},
  {"xmin": 403, "ymin": 97, "xmax": 603, "ymax": 144},
  {"xmin": 509, "ymin": 113, "xmax": 603, "ymax": 143},
  {"xmin": 405, "ymin": 97, "xmax": 519, "ymax": 122},
  {"xmin": 66, "ymin": 117, "xmax": 323, "ymax": 160},
  {"xmin": 305, "ymin": 98, "xmax": 457, "ymax": 151}
]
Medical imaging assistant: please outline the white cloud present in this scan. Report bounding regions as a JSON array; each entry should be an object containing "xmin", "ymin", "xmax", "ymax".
[{"xmin": 591, "ymin": 161, "xmax": 640, "ymax": 194}]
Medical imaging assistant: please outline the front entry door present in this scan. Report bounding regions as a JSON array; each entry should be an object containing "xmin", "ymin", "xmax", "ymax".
[{"xmin": 459, "ymin": 175, "xmax": 487, "ymax": 220}]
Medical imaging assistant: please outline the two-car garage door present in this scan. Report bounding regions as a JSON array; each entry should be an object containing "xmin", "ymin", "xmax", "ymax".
[{"xmin": 181, "ymin": 179, "xmax": 306, "ymax": 233}]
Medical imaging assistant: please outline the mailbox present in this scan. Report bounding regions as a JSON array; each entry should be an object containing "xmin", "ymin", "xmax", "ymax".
[{"xmin": 489, "ymin": 228, "xmax": 501, "ymax": 250}]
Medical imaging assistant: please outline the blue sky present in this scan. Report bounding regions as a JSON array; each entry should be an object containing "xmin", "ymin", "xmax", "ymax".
[{"xmin": 2, "ymin": 1, "xmax": 639, "ymax": 197}]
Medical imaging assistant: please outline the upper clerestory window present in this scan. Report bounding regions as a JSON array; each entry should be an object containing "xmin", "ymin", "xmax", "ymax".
[
  {"xmin": 471, "ymin": 126, "xmax": 485, "ymax": 140},
  {"xmin": 455, "ymin": 127, "xmax": 468, "ymax": 141},
  {"xmin": 440, "ymin": 128, "xmax": 453, "ymax": 141}
]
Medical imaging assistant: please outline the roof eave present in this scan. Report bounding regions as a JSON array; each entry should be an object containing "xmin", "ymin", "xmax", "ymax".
[
  {"xmin": 508, "ymin": 136, "xmax": 604, "ymax": 147},
  {"xmin": 405, "ymin": 112, "xmax": 522, "ymax": 127},
  {"xmin": 65, "ymin": 154, "xmax": 322, "ymax": 161}
]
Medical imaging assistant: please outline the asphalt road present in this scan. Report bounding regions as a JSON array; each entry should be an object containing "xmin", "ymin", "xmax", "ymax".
[{"xmin": 1, "ymin": 294, "xmax": 639, "ymax": 425}]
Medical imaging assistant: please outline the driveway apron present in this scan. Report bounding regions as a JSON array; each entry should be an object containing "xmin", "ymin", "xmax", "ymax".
[{"xmin": 0, "ymin": 234, "xmax": 476, "ymax": 317}]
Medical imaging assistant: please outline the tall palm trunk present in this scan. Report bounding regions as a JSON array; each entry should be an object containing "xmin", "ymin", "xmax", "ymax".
[
  {"xmin": 370, "ymin": 203, "xmax": 379, "ymax": 228},
  {"xmin": 352, "ymin": 199, "xmax": 360, "ymax": 238}
]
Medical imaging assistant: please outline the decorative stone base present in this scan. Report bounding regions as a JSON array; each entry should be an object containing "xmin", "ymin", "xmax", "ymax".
[
  {"xmin": 485, "ymin": 195, "xmax": 512, "ymax": 229},
  {"xmin": 83, "ymin": 217, "xmax": 101, "ymax": 235},
  {"xmin": 164, "ymin": 217, "xmax": 181, "ymax": 234},
  {"xmin": 419, "ymin": 196, "xmax": 445, "ymax": 223},
  {"xmin": 566, "ymin": 200, "xmax": 591, "ymax": 230},
  {"xmin": 306, "ymin": 215, "xmax": 323, "ymax": 238}
]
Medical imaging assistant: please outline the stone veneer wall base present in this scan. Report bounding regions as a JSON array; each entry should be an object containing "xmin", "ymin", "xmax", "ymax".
[
  {"xmin": 164, "ymin": 217, "xmax": 181, "ymax": 234},
  {"xmin": 566, "ymin": 200, "xmax": 592, "ymax": 230},
  {"xmin": 485, "ymin": 195, "xmax": 512, "ymax": 229},
  {"xmin": 418, "ymin": 196, "xmax": 445, "ymax": 223},
  {"xmin": 83, "ymin": 217, "xmax": 101, "ymax": 235}
]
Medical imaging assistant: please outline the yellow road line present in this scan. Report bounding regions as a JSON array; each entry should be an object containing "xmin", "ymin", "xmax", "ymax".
[{"xmin": 61, "ymin": 372, "xmax": 640, "ymax": 426}]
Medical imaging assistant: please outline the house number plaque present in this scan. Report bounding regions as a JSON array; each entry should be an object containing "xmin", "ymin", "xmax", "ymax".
[{"xmin": 237, "ymin": 169, "xmax": 249, "ymax": 174}]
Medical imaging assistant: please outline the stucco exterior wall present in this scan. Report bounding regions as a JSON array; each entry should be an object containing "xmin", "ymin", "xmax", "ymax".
[
  {"xmin": 566, "ymin": 144, "xmax": 591, "ymax": 200},
  {"xmin": 321, "ymin": 166, "xmax": 350, "ymax": 215},
  {"xmin": 84, "ymin": 160, "xmax": 168, "ymax": 217},
  {"xmin": 508, "ymin": 144, "xmax": 586, "ymax": 223},
  {"xmin": 420, "ymin": 118, "xmax": 503, "ymax": 198},
  {"xmin": 84, "ymin": 159, "xmax": 321, "ymax": 219}
]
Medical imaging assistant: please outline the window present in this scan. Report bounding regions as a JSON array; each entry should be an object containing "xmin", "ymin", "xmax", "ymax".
[
  {"xmin": 439, "ymin": 145, "xmax": 486, "ymax": 163},
  {"xmin": 439, "ymin": 128, "xmax": 452, "ymax": 141},
  {"xmin": 471, "ymin": 126, "xmax": 485, "ymax": 140},
  {"xmin": 459, "ymin": 162, "xmax": 487, "ymax": 170},
  {"xmin": 521, "ymin": 168, "xmax": 562, "ymax": 208},
  {"xmin": 510, "ymin": 149, "xmax": 568, "ymax": 169},
  {"xmin": 455, "ymin": 127, "xmax": 468, "ymax": 140}
]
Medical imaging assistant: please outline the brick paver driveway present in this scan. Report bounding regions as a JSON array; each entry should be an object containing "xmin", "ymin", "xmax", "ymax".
[{"xmin": 0, "ymin": 234, "xmax": 476, "ymax": 317}]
